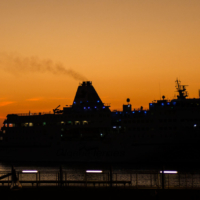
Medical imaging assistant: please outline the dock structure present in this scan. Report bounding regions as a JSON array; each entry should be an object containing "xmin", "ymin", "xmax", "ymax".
[{"xmin": 1, "ymin": 168, "xmax": 200, "ymax": 189}]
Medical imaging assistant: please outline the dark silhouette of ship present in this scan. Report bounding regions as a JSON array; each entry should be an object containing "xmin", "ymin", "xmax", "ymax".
[{"xmin": 0, "ymin": 80, "xmax": 200, "ymax": 167}]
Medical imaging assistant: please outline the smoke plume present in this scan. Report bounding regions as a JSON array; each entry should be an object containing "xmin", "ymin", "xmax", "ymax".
[{"xmin": 0, "ymin": 53, "xmax": 87, "ymax": 81}]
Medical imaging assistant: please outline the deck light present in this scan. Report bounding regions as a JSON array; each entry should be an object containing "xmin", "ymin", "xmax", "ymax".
[
  {"xmin": 167, "ymin": 102, "xmax": 170, "ymax": 105},
  {"xmin": 194, "ymin": 124, "xmax": 197, "ymax": 127},
  {"xmin": 161, "ymin": 103, "xmax": 164, "ymax": 106},
  {"xmin": 160, "ymin": 171, "xmax": 178, "ymax": 174},
  {"xmin": 22, "ymin": 170, "xmax": 38, "ymax": 173},
  {"xmin": 86, "ymin": 170, "xmax": 102, "ymax": 173}
]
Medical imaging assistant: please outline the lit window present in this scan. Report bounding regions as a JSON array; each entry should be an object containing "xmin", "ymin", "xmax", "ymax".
[
  {"xmin": 75, "ymin": 121, "xmax": 80, "ymax": 125},
  {"xmin": 3, "ymin": 130, "xmax": 6, "ymax": 134},
  {"xmin": 22, "ymin": 123, "xmax": 28, "ymax": 127},
  {"xmin": 9, "ymin": 123, "xmax": 13, "ymax": 127},
  {"xmin": 68, "ymin": 121, "xmax": 72, "ymax": 125},
  {"xmin": 5, "ymin": 123, "xmax": 7, "ymax": 127},
  {"xmin": 61, "ymin": 121, "xmax": 65, "ymax": 124},
  {"xmin": 83, "ymin": 121, "xmax": 88, "ymax": 125},
  {"xmin": 29, "ymin": 123, "xmax": 33, "ymax": 127}
]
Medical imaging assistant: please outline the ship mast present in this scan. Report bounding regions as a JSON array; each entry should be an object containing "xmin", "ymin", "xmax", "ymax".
[{"xmin": 175, "ymin": 79, "xmax": 188, "ymax": 100}]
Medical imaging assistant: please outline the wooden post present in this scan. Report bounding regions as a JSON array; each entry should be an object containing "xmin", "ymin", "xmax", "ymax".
[
  {"xmin": 60, "ymin": 166, "xmax": 63, "ymax": 187},
  {"xmin": 162, "ymin": 166, "xmax": 165, "ymax": 189},
  {"xmin": 85, "ymin": 172, "xmax": 87, "ymax": 187},
  {"xmin": 116, "ymin": 173, "xmax": 117, "ymax": 187},
  {"xmin": 168, "ymin": 174, "xmax": 169, "ymax": 189},
  {"xmin": 65, "ymin": 172, "xmax": 67, "ymax": 186},
  {"xmin": 110, "ymin": 166, "xmax": 112, "ymax": 188},
  {"xmin": 185, "ymin": 174, "xmax": 187, "ymax": 188},
  {"xmin": 131, "ymin": 173, "xmax": 132, "ymax": 187},
  {"xmin": 39, "ymin": 172, "xmax": 40, "ymax": 187},
  {"xmin": 192, "ymin": 173, "xmax": 193, "ymax": 188},
  {"xmin": 136, "ymin": 173, "xmax": 138, "ymax": 188}
]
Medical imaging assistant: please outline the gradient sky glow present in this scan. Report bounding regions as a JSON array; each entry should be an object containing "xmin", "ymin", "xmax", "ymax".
[{"xmin": 0, "ymin": 0, "xmax": 200, "ymax": 127}]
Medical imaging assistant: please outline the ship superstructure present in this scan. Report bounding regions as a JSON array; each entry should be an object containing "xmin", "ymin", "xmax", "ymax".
[{"xmin": 0, "ymin": 80, "xmax": 200, "ymax": 164}]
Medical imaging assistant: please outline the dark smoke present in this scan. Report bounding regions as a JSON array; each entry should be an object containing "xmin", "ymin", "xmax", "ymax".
[{"xmin": 0, "ymin": 53, "xmax": 87, "ymax": 81}]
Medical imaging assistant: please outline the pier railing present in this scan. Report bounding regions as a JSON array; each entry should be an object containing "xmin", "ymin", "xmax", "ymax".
[{"xmin": 0, "ymin": 170, "xmax": 200, "ymax": 189}]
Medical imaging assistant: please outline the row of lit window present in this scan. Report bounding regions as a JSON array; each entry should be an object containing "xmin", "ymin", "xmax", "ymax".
[{"xmin": 4, "ymin": 121, "xmax": 89, "ymax": 127}]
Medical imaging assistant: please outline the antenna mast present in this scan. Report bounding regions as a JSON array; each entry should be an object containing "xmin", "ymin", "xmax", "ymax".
[{"xmin": 175, "ymin": 79, "xmax": 188, "ymax": 100}]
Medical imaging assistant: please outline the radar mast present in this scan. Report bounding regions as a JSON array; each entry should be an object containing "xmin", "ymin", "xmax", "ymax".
[{"xmin": 175, "ymin": 79, "xmax": 188, "ymax": 100}]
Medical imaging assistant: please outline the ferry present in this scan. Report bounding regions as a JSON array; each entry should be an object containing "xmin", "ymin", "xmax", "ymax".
[{"xmin": 0, "ymin": 80, "xmax": 200, "ymax": 166}]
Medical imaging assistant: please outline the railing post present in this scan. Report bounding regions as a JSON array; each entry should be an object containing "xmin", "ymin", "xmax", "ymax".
[
  {"xmin": 59, "ymin": 166, "xmax": 63, "ymax": 187},
  {"xmin": 136, "ymin": 173, "xmax": 138, "ymax": 188},
  {"xmin": 65, "ymin": 172, "xmax": 67, "ymax": 186},
  {"xmin": 39, "ymin": 172, "xmax": 40, "ymax": 187},
  {"xmin": 110, "ymin": 166, "xmax": 112, "ymax": 188},
  {"xmin": 162, "ymin": 165, "xmax": 165, "ymax": 189}
]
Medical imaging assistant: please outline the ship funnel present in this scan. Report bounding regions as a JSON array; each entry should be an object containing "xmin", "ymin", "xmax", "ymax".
[{"xmin": 73, "ymin": 81, "xmax": 104, "ymax": 106}]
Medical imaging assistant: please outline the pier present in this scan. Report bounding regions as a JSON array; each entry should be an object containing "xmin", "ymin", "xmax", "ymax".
[{"xmin": 1, "ymin": 168, "xmax": 200, "ymax": 189}]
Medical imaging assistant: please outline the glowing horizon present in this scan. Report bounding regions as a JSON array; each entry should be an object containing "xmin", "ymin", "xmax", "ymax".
[{"xmin": 0, "ymin": 0, "xmax": 200, "ymax": 127}]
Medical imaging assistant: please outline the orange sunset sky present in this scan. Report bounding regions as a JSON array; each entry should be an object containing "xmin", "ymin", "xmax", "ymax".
[{"xmin": 0, "ymin": 0, "xmax": 200, "ymax": 128}]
